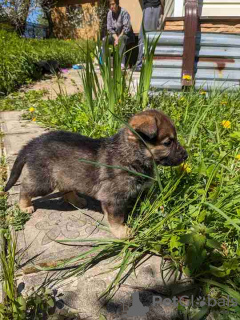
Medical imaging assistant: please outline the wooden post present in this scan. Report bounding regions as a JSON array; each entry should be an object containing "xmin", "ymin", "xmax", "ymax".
[{"xmin": 182, "ymin": 0, "xmax": 199, "ymax": 87}]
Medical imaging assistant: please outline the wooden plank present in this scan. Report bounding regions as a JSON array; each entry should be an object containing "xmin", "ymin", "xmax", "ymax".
[
  {"xmin": 201, "ymin": 27, "xmax": 240, "ymax": 33},
  {"xmin": 200, "ymin": 16, "xmax": 240, "ymax": 21},
  {"xmin": 182, "ymin": 0, "xmax": 199, "ymax": 86},
  {"xmin": 165, "ymin": 21, "xmax": 184, "ymax": 26}
]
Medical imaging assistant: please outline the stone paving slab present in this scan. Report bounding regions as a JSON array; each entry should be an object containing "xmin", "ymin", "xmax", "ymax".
[
  {"xmin": 16, "ymin": 262, "xmax": 184, "ymax": 320},
  {"xmin": 0, "ymin": 110, "xmax": 193, "ymax": 319}
]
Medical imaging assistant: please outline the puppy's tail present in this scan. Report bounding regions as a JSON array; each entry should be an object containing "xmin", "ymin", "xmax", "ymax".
[{"xmin": 4, "ymin": 151, "xmax": 26, "ymax": 192}]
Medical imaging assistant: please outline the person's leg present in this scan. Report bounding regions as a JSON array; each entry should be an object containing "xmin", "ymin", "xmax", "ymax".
[
  {"xmin": 145, "ymin": 6, "xmax": 161, "ymax": 30},
  {"xmin": 135, "ymin": 9, "xmax": 145, "ymax": 69},
  {"xmin": 135, "ymin": 6, "xmax": 161, "ymax": 70},
  {"xmin": 102, "ymin": 35, "xmax": 114, "ymax": 64},
  {"xmin": 118, "ymin": 35, "xmax": 128, "ymax": 66}
]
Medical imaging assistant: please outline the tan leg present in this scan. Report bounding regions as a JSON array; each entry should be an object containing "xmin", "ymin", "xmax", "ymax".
[
  {"xmin": 19, "ymin": 193, "xmax": 34, "ymax": 214},
  {"xmin": 63, "ymin": 191, "xmax": 87, "ymax": 209},
  {"xmin": 102, "ymin": 203, "xmax": 132, "ymax": 239}
]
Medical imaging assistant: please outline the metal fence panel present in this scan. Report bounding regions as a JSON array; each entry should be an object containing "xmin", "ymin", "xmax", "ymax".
[{"xmin": 151, "ymin": 31, "xmax": 240, "ymax": 91}]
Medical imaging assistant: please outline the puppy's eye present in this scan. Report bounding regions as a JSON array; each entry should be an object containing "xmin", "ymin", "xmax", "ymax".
[{"xmin": 163, "ymin": 140, "xmax": 172, "ymax": 147}]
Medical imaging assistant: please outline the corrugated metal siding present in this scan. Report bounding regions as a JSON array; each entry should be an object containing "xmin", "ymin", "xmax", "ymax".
[{"xmin": 150, "ymin": 31, "xmax": 240, "ymax": 90}]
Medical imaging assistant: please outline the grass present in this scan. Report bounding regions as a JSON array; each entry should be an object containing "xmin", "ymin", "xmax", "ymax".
[
  {"xmin": 0, "ymin": 29, "xmax": 93, "ymax": 96},
  {"xmin": 0, "ymin": 32, "xmax": 240, "ymax": 319}
]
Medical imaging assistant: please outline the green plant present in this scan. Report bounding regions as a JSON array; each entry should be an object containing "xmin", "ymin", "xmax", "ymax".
[
  {"xmin": 0, "ymin": 229, "xmax": 26, "ymax": 319},
  {"xmin": 0, "ymin": 29, "xmax": 93, "ymax": 95},
  {"xmin": 136, "ymin": 28, "xmax": 160, "ymax": 108},
  {"xmin": 0, "ymin": 90, "xmax": 48, "ymax": 111},
  {"xmin": 0, "ymin": 229, "xmax": 57, "ymax": 320}
]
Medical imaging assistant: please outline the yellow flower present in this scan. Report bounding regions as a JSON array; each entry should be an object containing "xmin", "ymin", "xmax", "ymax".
[
  {"xmin": 200, "ymin": 91, "xmax": 206, "ymax": 95},
  {"xmin": 29, "ymin": 107, "xmax": 35, "ymax": 112},
  {"xmin": 221, "ymin": 101, "xmax": 227, "ymax": 105},
  {"xmin": 179, "ymin": 163, "xmax": 192, "ymax": 173},
  {"xmin": 32, "ymin": 118, "xmax": 36, "ymax": 122},
  {"xmin": 235, "ymin": 154, "xmax": 240, "ymax": 160},
  {"xmin": 180, "ymin": 97, "xmax": 185, "ymax": 101},
  {"xmin": 221, "ymin": 120, "xmax": 231, "ymax": 129},
  {"xmin": 182, "ymin": 74, "xmax": 192, "ymax": 81}
]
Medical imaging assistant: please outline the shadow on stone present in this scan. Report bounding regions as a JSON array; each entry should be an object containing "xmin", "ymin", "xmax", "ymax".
[{"xmin": 33, "ymin": 192, "xmax": 102, "ymax": 214}]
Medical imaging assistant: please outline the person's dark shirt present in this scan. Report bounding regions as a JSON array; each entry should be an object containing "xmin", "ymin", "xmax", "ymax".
[{"xmin": 143, "ymin": 0, "xmax": 160, "ymax": 9}]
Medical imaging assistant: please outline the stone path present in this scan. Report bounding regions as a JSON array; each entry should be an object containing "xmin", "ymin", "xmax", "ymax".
[
  {"xmin": 20, "ymin": 68, "xmax": 140, "ymax": 99},
  {"xmin": 0, "ymin": 111, "xmax": 194, "ymax": 319},
  {"xmin": 20, "ymin": 69, "xmax": 84, "ymax": 99}
]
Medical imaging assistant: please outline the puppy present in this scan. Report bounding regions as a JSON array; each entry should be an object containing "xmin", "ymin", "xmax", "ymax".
[{"xmin": 4, "ymin": 110, "xmax": 188, "ymax": 239}]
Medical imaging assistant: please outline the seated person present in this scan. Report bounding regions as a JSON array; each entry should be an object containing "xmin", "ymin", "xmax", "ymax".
[{"xmin": 102, "ymin": 0, "xmax": 135, "ymax": 69}]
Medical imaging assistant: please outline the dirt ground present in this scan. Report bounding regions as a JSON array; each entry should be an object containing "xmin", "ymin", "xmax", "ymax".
[
  {"xmin": 20, "ymin": 68, "xmax": 86, "ymax": 99},
  {"xmin": 20, "ymin": 67, "xmax": 140, "ymax": 99}
]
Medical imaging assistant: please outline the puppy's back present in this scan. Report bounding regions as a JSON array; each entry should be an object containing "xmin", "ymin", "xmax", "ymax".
[{"xmin": 5, "ymin": 130, "xmax": 104, "ymax": 193}]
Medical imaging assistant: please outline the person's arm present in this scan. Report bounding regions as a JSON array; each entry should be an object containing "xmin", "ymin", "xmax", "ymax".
[
  {"xmin": 107, "ymin": 11, "xmax": 118, "ymax": 44},
  {"xmin": 107, "ymin": 11, "xmax": 117, "ymax": 36},
  {"xmin": 121, "ymin": 11, "xmax": 132, "ymax": 36}
]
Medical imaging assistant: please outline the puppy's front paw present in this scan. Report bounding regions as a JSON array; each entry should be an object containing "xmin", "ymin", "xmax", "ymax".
[
  {"xmin": 20, "ymin": 205, "xmax": 35, "ymax": 214},
  {"xmin": 111, "ymin": 225, "xmax": 133, "ymax": 239}
]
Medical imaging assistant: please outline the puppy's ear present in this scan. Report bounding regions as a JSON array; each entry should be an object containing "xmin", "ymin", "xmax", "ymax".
[{"xmin": 128, "ymin": 114, "xmax": 158, "ymax": 142}]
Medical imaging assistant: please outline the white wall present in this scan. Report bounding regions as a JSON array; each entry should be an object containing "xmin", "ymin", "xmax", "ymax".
[
  {"xmin": 200, "ymin": 0, "xmax": 240, "ymax": 16},
  {"xmin": 174, "ymin": 0, "xmax": 184, "ymax": 16},
  {"xmin": 173, "ymin": 0, "xmax": 240, "ymax": 17}
]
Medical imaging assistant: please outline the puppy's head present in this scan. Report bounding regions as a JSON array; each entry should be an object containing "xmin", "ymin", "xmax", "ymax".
[{"xmin": 127, "ymin": 109, "xmax": 188, "ymax": 166}]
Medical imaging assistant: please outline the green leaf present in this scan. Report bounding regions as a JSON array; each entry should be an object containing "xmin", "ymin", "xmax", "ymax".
[
  {"xmin": 204, "ymin": 202, "xmax": 240, "ymax": 232},
  {"xmin": 169, "ymin": 235, "xmax": 182, "ymax": 252},
  {"xmin": 206, "ymin": 239, "xmax": 221, "ymax": 250},
  {"xmin": 229, "ymin": 131, "xmax": 240, "ymax": 141},
  {"xmin": 192, "ymin": 305, "xmax": 209, "ymax": 320},
  {"xmin": 99, "ymin": 315, "xmax": 107, "ymax": 320},
  {"xmin": 47, "ymin": 297, "xmax": 54, "ymax": 308},
  {"xmin": 199, "ymin": 279, "xmax": 240, "ymax": 305},
  {"xmin": 189, "ymin": 205, "xmax": 199, "ymax": 217},
  {"xmin": 17, "ymin": 296, "xmax": 26, "ymax": 311},
  {"xmin": 209, "ymin": 265, "xmax": 231, "ymax": 278},
  {"xmin": 179, "ymin": 234, "xmax": 194, "ymax": 244}
]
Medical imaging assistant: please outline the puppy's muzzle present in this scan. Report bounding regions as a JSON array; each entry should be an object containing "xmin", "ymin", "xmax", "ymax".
[{"xmin": 161, "ymin": 143, "xmax": 188, "ymax": 167}]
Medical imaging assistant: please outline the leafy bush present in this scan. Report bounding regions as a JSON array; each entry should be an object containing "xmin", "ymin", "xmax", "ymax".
[{"xmin": 0, "ymin": 29, "xmax": 92, "ymax": 95}]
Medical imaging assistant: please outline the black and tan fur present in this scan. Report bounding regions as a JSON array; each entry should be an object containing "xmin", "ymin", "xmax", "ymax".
[{"xmin": 5, "ymin": 110, "xmax": 188, "ymax": 238}]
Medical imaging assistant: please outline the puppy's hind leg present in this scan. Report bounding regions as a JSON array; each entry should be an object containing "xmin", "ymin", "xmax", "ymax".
[
  {"xmin": 63, "ymin": 191, "xmax": 87, "ymax": 209},
  {"xmin": 19, "ymin": 190, "xmax": 34, "ymax": 214}
]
